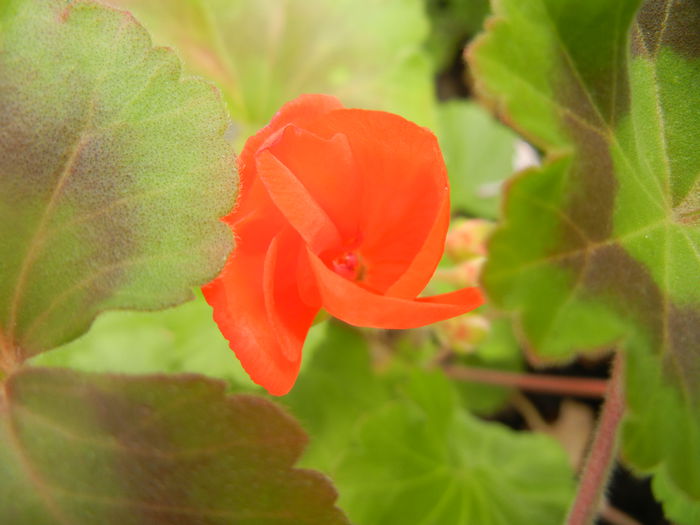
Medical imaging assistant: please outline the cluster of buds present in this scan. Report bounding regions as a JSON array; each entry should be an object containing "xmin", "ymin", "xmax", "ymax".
[
  {"xmin": 432, "ymin": 218, "xmax": 496, "ymax": 354},
  {"xmin": 438, "ymin": 218, "xmax": 494, "ymax": 287}
]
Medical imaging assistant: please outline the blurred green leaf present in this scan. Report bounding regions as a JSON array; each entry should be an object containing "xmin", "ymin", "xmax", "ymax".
[
  {"xmin": 452, "ymin": 317, "xmax": 523, "ymax": 414},
  {"xmin": 334, "ymin": 371, "xmax": 574, "ymax": 525},
  {"xmin": 437, "ymin": 101, "xmax": 517, "ymax": 218},
  {"xmin": 653, "ymin": 468, "xmax": 700, "ymax": 525},
  {"xmin": 33, "ymin": 293, "xmax": 331, "ymax": 390},
  {"xmin": 110, "ymin": 0, "xmax": 436, "ymax": 139},
  {"xmin": 31, "ymin": 294, "xmax": 251, "ymax": 386},
  {"xmin": 284, "ymin": 322, "xmax": 389, "ymax": 472},
  {"xmin": 0, "ymin": 367, "xmax": 349, "ymax": 524},
  {"xmin": 0, "ymin": 0, "xmax": 235, "ymax": 361},
  {"xmin": 471, "ymin": 0, "xmax": 700, "ymax": 498},
  {"xmin": 424, "ymin": 0, "xmax": 490, "ymax": 72}
]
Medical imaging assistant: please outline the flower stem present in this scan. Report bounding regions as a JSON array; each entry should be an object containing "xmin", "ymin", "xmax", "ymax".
[
  {"xmin": 566, "ymin": 353, "xmax": 625, "ymax": 525},
  {"xmin": 442, "ymin": 364, "xmax": 608, "ymax": 398}
]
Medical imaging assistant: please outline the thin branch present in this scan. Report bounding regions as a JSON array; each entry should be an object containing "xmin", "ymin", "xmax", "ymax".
[
  {"xmin": 443, "ymin": 364, "xmax": 609, "ymax": 398},
  {"xmin": 567, "ymin": 353, "xmax": 625, "ymax": 525}
]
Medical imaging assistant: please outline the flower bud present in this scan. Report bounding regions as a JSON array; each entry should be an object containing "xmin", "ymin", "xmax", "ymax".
[
  {"xmin": 444, "ymin": 218, "xmax": 495, "ymax": 263},
  {"xmin": 434, "ymin": 314, "xmax": 491, "ymax": 355}
]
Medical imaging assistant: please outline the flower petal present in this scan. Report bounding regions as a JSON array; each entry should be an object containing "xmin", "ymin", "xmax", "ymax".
[
  {"xmin": 256, "ymin": 146, "xmax": 343, "ymax": 255},
  {"xmin": 263, "ymin": 229, "xmax": 320, "ymax": 363},
  {"xmin": 301, "ymin": 109, "xmax": 449, "ymax": 293},
  {"xmin": 386, "ymin": 190, "xmax": 450, "ymax": 298},
  {"xmin": 203, "ymin": 226, "xmax": 318, "ymax": 396},
  {"xmin": 230, "ymin": 94, "xmax": 344, "ymax": 227},
  {"xmin": 307, "ymin": 249, "xmax": 484, "ymax": 329},
  {"xmin": 260, "ymin": 126, "xmax": 361, "ymax": 247},
  {"xmin": 238, "ymin": 94, "xmax": 344, "ymax": 195}
]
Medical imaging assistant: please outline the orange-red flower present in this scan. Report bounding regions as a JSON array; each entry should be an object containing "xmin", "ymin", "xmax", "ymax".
[{"xmin": 203, "ymin": 94, "xmax": 484, "ymax": 395}]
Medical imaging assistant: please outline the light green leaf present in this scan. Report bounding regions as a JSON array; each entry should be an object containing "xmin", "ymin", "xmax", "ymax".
[
  {"xmin": 335, "ymin": 371, "xmax": 574, "ymax": 525},
  {"xmin": 0, "ymin": 367, "xmax": 349, "ymax": 524},
  {"xmin": 110, "ymin": 0, "xmax": 436, "ymax": 138},
  {"xmin": 437, "ymin": 101, "xmax": 517, "ymax": 218},
  {"xmin": 0, "ymin": 0, "xmax": 236, "ymax": 361},
  {"xmin": 471, "ymin": 0, "xmax": 700, "ymax": 498},
  {"xmin": 32, "ymin": 293, "xmax": 331, "ymax": 390},
  {"xmin": 31, "ymin": 294, "xmax": 254, "ymax": 386},
  {"xmin": 653, "ymin": 467, "xmax": 700, "ymax": 525},
  {"xmin": 283, "ymin": 322, "xmax": 388, "ymax": 473}
]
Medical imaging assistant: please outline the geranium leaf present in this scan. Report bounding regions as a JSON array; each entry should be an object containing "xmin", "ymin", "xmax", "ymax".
[
  {"xmin": 334, "ymin": 371, "xmax": 574, "ymax": 524},
  {"xmin": 108, "ymin": 0, "xmax": 435, "ymax": 136},
  {"xmin": 30, "ymin": 293, "xmax": 256, "ymax": 386},
  {"xmin": 653, "ymin": 467, "xmax": 700, "ymax": 525},
  {"xmin": 471, "ymin": 0, "xmax": 700, "ymax": 498},
  {"xmin": 0, "ymin": 367, "xmax": 349, "ymax": 524},
  {"xmin": 283, "ymin": 322, "xmax": 389, "ymax": 473},
  {"xmin": 0, "ymin": 0, "xmax": 236, "ymax": 361},
  {"xmin": 436, "ymin": 101, "xmax": 518, "ymax": 218}
]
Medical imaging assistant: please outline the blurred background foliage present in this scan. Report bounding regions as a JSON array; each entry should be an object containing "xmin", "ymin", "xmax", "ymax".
[{"xmin": 29, "ymin": 0, "xmax": 625, "ymax": 523}]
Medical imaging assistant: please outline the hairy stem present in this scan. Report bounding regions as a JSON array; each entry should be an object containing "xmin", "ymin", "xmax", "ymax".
[
  {"xmin": 567, "ymin": 353, "xmax": 625, "ymax": 525},
  {"xmin": 443, "ymin": 364, "xmax": 609, "ymax": 398}
]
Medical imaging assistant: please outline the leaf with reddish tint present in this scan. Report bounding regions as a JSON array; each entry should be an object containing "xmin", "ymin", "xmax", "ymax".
[
  {"xmin": 0, "ymin": 0, "xmax": 236, "ymax": 362},
  {"xmin": 0, "ymin": 367, "xmax": 349, "ymax": 524},
  {"xmin": 470, "ymin": 0, "xmax": 700, "ymax": 501}
]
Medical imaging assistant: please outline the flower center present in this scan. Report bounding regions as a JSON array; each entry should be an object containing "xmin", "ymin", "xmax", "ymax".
[{"xmin": 331, "ymin": 251, "xmax": 361, "ymax": 280}]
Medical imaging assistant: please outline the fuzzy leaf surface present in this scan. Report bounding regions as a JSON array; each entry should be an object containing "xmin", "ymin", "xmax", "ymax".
[
  {"xmin": 471, "ymin": 0, "xmax": 700, "ymax": 497},
  {"xmin": 0, "ymin": 0, "xmax": 236, "ymax": 361}
]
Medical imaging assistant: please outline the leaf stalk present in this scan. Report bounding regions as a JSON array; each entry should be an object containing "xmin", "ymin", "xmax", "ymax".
[
  {"xmin": 566, "ymin": 353, "xmax": 625, "ymax": 525},
  {"xmin": 443, "ymin": 364, "xmax": 609, "ymax": 398}
]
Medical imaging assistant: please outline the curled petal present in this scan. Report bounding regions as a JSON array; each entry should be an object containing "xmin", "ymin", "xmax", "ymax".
[
  {"xmin": 229, "ymin": 94, "xmax": 343, "ymax": 227},
  {"xmin": 307, "ymin": 249, "xmax": 484, "ymax": 329},
  {"xmin": 301, "ymin": 109, "xmax": 449, "ymax": 293},
  {"xmin": 386, "ymin": 190, "xmax": 450, "ymax": 298},
  {"xmin": 263, "ymin": 230, "xmax": 320, "ymax": 363},
  {"xmin": 238, "ymin": 94, "xmax": 344, "ymax": 191},
  {"xmin": 203, "ymin": 227, "xmax": 318, "ymax": 396},
  {"xmin": 256, "ymin": 147, "xmax": 343, "ymax": 255},
  {"xmin": 260, "ymin": 126, "xmax": 361, "ymax": 246}
]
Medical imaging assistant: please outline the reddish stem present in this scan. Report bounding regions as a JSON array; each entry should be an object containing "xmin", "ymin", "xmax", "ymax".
[
  {"xmin": 567, "ymin": 353, "xmax": 625, "ymax": 525},
  {"xmin": 443, "ymin": 364, "xmax": 608, "ymax": 398}
]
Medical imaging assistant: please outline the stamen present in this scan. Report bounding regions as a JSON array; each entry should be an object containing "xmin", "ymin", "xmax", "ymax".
[{"xmin": 331, "ymin": 251, "xmax": 360, "ymax": 280}]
